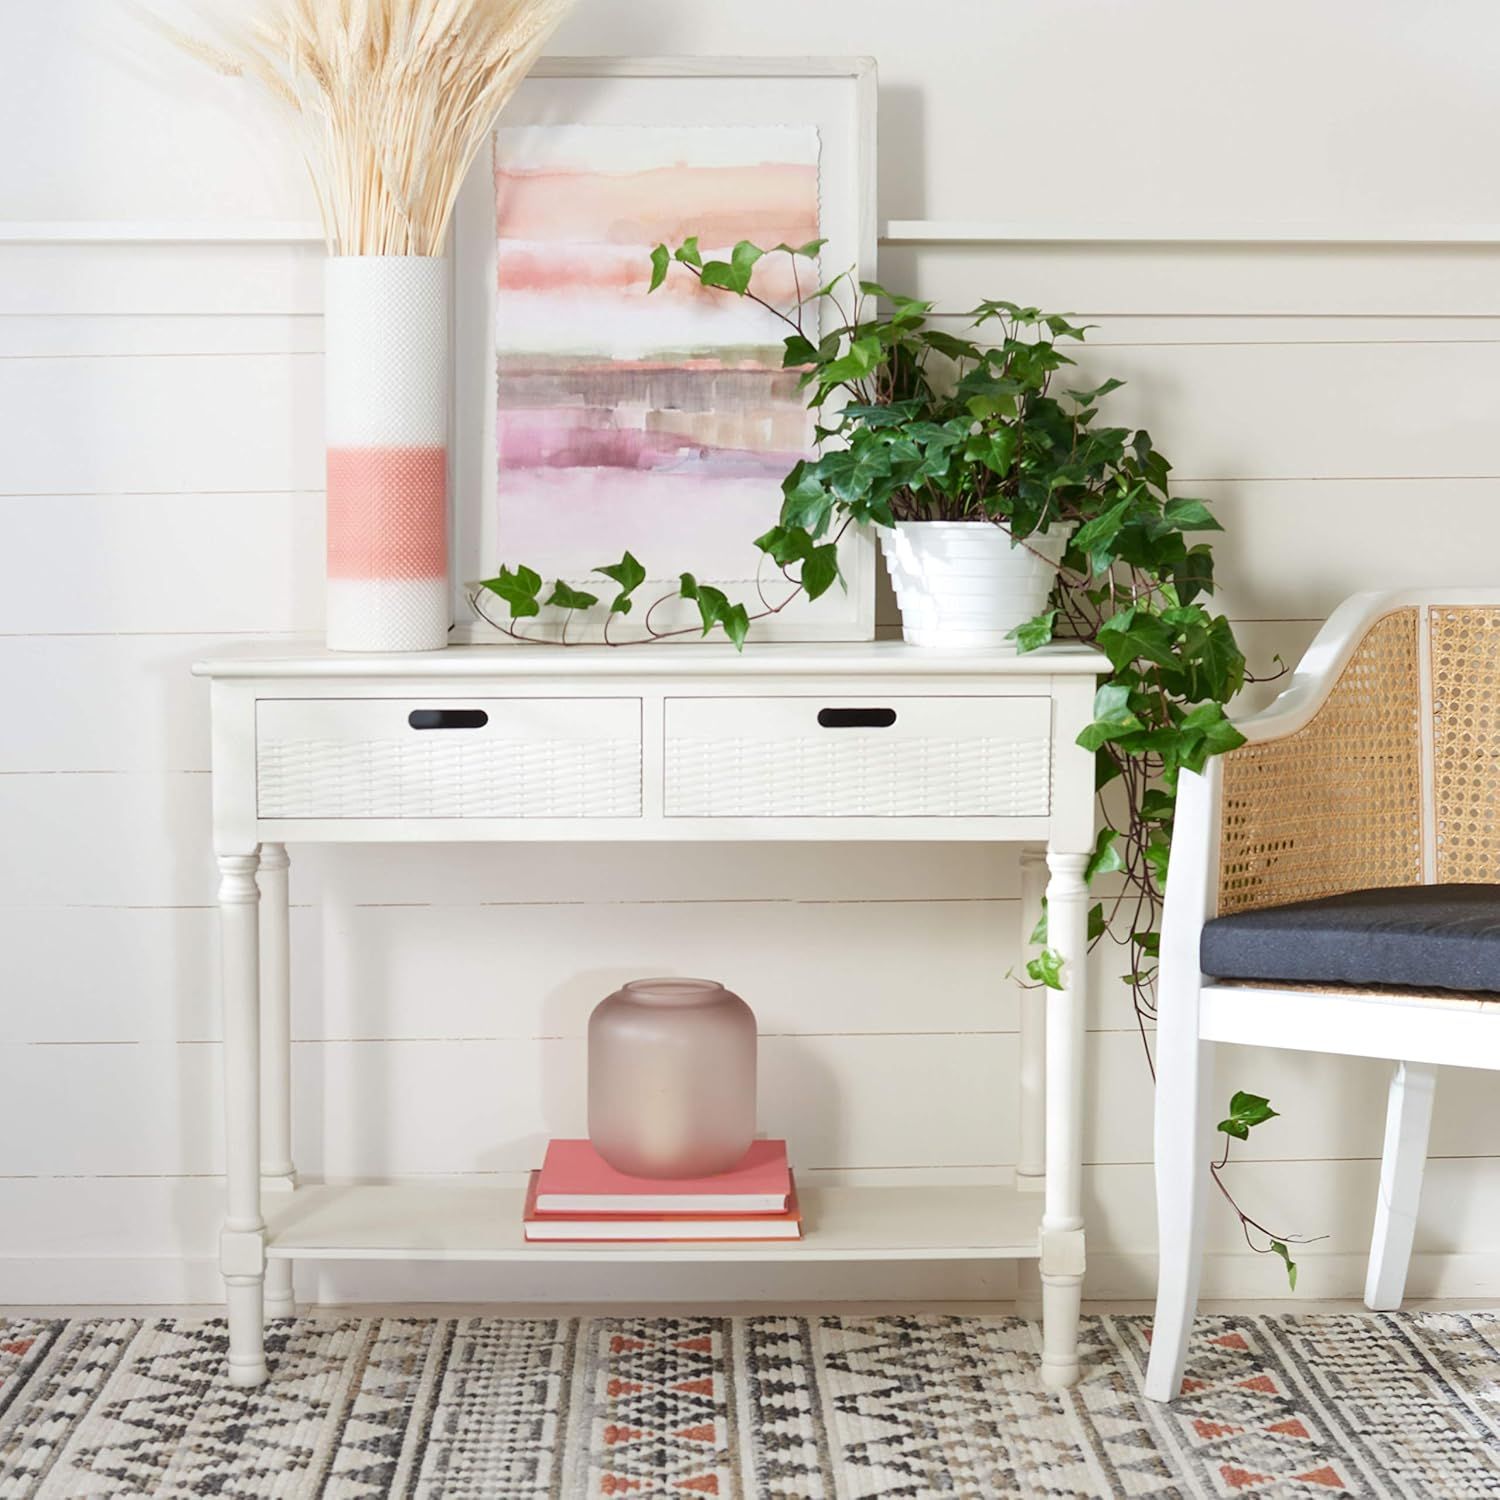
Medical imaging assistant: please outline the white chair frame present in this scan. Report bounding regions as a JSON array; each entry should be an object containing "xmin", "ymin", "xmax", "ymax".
[{"xmin": 1145, "ymin": 588, "xmax": 1500, "ymax": 1403}]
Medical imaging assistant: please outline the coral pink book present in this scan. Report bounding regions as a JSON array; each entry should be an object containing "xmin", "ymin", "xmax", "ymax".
[
  {"xmin": 523, "ymin": 1173, "xmax": 802, "ymax": 1242},
  {"xmin": 534, "ymin": 1139, "xmax": 790, "ymax": 1215}
]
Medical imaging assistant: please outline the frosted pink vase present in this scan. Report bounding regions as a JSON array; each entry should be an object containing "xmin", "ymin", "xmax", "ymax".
[{"xmin": 588, "ymin": 978, "xmax": 757, "ymax": 1179}]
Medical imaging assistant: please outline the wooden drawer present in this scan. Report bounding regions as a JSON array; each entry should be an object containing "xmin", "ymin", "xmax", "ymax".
[
  {"xmin": 256, "ymin": 698, "xmax": 642, "ymax": 819},
  {"xmin": 663, "ymin": 696, "xmax": 1052, "ymax": 818}
]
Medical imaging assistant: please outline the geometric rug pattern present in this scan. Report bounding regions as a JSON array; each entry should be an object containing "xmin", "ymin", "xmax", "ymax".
[{"xmin": 4, "ymin": 1311, "xmax": 1500, "ymax": 1497}]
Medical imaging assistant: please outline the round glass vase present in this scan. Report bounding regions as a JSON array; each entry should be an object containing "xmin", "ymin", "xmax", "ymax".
[{"xmin": 587, "ymin": 978, "xmax": 757, "ymax": 1179}]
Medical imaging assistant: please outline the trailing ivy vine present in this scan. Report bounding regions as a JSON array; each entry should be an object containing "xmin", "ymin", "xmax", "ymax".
[{"xmin": 472, "ymin": 241, "xmax": 1312, "ymax": 1279}]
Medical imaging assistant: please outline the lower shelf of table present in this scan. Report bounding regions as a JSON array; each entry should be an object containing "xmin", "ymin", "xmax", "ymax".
[{"xmin": 263, "ymin": 1183, "xmax": 1044, "ymax": 1264}]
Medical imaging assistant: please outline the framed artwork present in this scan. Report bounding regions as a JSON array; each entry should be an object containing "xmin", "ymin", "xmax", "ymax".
[{"xmin": 452, "ymin": 57, "xmax": 878, "ymax": 641}]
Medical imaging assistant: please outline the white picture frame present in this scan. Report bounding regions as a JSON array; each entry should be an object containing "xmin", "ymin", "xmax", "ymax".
[{"xmin": 451, "ymin": 56, "xmax": 878, "ymax": 643}]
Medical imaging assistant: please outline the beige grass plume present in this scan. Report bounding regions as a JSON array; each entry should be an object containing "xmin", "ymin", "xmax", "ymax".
[{"xmin": 154, "ymin": 0, "xmax": 574, "ymax": 255}]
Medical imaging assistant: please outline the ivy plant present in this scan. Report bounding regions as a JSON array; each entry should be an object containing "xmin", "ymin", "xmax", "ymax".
[{"xmin": 471, "ymin": 241, "xmax": 1310, "ymax": 1280}]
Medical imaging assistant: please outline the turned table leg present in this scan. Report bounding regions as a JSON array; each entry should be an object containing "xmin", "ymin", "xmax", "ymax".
[
  {"xmin": 1040, "ymin": 847, "xmax": 1089, "ymax": 1389},
  {"xmin": 218, "ymin": 849, "xmax": 268, "ymax": 1386},
  {"xmin": 1015, "ymin": 847, "xmax": 1048, "ymax": 1321},
  {"xmin": 258, "ymin": 842, "xmax": 296, "ymax": 1319}
]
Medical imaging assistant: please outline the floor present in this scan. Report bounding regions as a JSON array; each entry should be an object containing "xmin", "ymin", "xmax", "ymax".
[{"xmin": 4, "ymin": 1302, "xmax": 1500, "ymax": 1497}]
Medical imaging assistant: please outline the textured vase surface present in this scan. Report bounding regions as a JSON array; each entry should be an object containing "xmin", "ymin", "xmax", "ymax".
[
  {"xmin": 324, "ymin": 256, "xmax": 449, "ymax": 652},
  {"xmin": 588, "ymin": 978, "xmax": 757, "ymax": 1179},
  {"xmin": 880, "ymin": 520, "xmax": 1072, "ymax": 647}
]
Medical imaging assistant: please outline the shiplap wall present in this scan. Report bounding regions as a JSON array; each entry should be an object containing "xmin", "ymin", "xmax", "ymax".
[{"xmin": 6, "ymin": 0, "xmax": 1500, "ymax": 1305}]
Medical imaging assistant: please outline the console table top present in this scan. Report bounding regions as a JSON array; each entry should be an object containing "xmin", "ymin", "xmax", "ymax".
[{"xmin": 194, "ymin": 638, "xmax": 1108, "ymax": 680}]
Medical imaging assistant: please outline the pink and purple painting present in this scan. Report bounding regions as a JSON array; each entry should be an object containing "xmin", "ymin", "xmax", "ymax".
[{"xmin": 493, "ymin": 125, "xmax": 821, "ymax": 590}]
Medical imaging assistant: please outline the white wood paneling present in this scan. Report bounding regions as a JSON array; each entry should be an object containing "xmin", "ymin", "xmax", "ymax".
[
  {"xmin": 0, "ymin": 1034, "xmax": 1015, "ymax": 1178},
  {"xmin": 883, "ymin": 242, "xmax": 1500, "ymax": 318},
  {"xmin": 0, "ymin": 354, "xmax": 322, "ymax": 495},
  {"xmin": 0, "ymin": 243, "xmax": 322, "ymax": 315},
  {"xmin": 0, "ymin": 314, "xmax": 321, "ymax": 358},
  {"xmin": 0, "ymin": 495, "xmax": 323, "ymax": 635}
]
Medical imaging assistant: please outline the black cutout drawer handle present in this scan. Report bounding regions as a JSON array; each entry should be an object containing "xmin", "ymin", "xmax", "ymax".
[
  {"xmin": 817, "ymin": 707, "xmax": 897, "ymax": 729},
  {"xmin": 409, "ymin": 708, "xmax": 489, "ymax": 730}
]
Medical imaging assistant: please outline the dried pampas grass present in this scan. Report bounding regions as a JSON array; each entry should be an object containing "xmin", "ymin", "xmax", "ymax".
[{"xmin": 155, "ymin": 0, "xmax": 574, "ymax": 255}]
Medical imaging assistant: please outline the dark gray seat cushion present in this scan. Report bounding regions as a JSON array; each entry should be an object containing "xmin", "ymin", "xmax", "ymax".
[{"xmin": 1200, "ymin": 883, "xmax": 1500, "ymax": 993}]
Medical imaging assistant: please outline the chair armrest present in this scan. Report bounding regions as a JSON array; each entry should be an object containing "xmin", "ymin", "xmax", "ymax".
[{"xmin": 1210, "ymin": 599, "xmax": 1425, "ymax": 917}]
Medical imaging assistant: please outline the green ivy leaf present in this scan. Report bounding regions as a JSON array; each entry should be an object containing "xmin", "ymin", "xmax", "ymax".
[
  {"xmin": 673, "ymin": 236, "xmax": 703, "ymax": 268},
  {"xmin": 754, "ymin": 524, "xmax": 814, "ymax": 567},
  {"xmin": 721, "ymin": 602, "xmax": 751, "ymax": 650},
  {"xmin": 801, "ymin": 543, "xmax": 840, "ymax": 601},
  {"xmin": 1029, "ymin": 902, "xmax": 1048, "ymax": 947},
  {"xmin": 648, "ymin": 244, "xmax": 670, "ymax": 293},
  {"xmin": 819, "ymin": 335, "xmax": 883, "ymax": 388},
  {"xmin": 1077, "ymin": 682, "xmax": 1146, "ymax": 751},
  {"xmin": 1084, "ymin": 827, "xmax": 1125, "ymax": 882},
  {"xmin": 783, "ymin": 333, "xmax": 818, "ymax": 367},
  {"xmin": 1217, "ymin": 1090, "xmax": 1280, "ymax": 1141},
  {"xmin": 478, "ymin": 563, "xmax": 543, "ymax": 619},
  {"xmin": 678, "ymin": 572, "xmax": 698, "ymax": 601},
  {"xmin": 1010, "ymin": 609, "xmax": 1057, "ymax": 653},
  {"xmin": 1066, "ymin": 376, "xmax": 1126, "ymax": 407},
  {"xmin": 731, "ymin": 239, "xmax": 764, "ymax": 283},
  {"xmin": 1174, "ymin": 544, "xmax": 1216, "ymax": 604},
  {"xmin": 699, "ymin": 244, "xmax": 763, "ymax": 297},
  {"xmin": 545, "ymin": 580, "xmax": 599, "ymax": 612},
  {"xmin": 1164, "ymin": 495, "xmax": 1223, "ymax": 532},
  {"xmin": 1269, "ymin": 1240, "xmax": 1298, "ymax": 1290},
  {"xmin": 772, "ymin": 237, "xmax": 827, "ymax": 258},
  {"xmin": 694, "ymin": 583, "xmax": 731, "ymax": 636},
  {"xmin": 1026, "ymin": 948, "xmax": 1065, "ymax": 990},
  {"xmin": 594, "ymin": 550, "xmax": 648, "ymax": 615}
]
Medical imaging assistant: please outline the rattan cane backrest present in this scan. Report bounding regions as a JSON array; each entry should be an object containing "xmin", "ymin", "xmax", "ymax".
[
  {"xmin": 1431, "ymin": 606, "xmax": 1500, "ymax": 884},
  {"xmin": 1216, "ymin": 608, "xmax": 1423, "ymax": 916}
]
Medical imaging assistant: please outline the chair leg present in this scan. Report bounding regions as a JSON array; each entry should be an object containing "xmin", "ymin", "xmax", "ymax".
[
  {"xmin": 1365, "ymin": 1060, "xmax": 1436, "ymax": 1312},
  {"xmin": 1145, "ymin": 977, "xmax": 1215, "ymax": 1403}
]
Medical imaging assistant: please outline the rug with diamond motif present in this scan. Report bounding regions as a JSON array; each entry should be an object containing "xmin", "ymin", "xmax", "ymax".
[{"xmin": 3, "ymin": 1311, "xmax": 1500, "ymax": 1497}]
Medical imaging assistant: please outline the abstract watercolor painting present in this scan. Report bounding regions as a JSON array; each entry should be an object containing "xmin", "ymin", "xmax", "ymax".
[{"xmin": 491, "ymin": 124, "xmax": 821, "ymax": 605}]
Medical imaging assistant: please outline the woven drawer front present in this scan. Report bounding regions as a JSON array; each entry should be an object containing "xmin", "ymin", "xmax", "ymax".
[
  {"xmin": 664, "ymin": 696, "xmax": 1052, "ymax": 818},
  {"xmin": 256, "ymin": 698, "xmax": 641, "ymax": 818}
]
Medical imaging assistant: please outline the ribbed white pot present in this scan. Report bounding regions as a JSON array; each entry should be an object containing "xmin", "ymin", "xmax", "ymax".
[
  {"xmin": 880, "ymin": 520, "xmax": 1072, "ymax": 648},
  {"xmin": 324, "ymin": 256, "xmax": 450, "ymax": 652}
]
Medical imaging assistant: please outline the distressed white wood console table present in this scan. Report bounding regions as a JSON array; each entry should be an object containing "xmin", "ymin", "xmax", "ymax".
[{"xmin": 195, "ymin": 640, "xmax": 1104, "ymax": 1388}]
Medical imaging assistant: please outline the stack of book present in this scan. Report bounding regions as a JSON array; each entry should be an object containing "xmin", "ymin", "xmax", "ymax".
[{"xmin": 523, "ymin": 1138, "xmax": 800, "ymax": 1242}]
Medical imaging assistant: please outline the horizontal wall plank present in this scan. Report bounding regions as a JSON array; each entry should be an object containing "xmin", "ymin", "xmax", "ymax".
[
  {"xmin": 0, "ymin": 314, "xmax": 320, "ymax": 358},
  {"xmin": 1085, "ymin": 1034, "xmax": 1500, "ymax": 1167},
  {"xmin": 0, "ymin": 1034, "xmax": 1017, "ymax": 1177},
  {"xmin": 13, "ymin": 1027, "xmax": 1500, "ymax": 1181},
  {"xmin": 1071, "ymin": 314, "xmax": 1500, "ymax": 346},
  {"xmin": 1204, "ymin": 480, "xmax": 1500, "ymax": 623},
  {"xmin": 882, "ymin": 242, "xmax": 1500, "ymax": 318},
  {"xmin": 0, "ymin": 494, "xmax": 323, "ymax": 635},
  {"xmin": 1056, "ymin": 339, "xmax": 1498, "ymax": 481},
  {"xmin": 0, "ymin": 634, "xmax": 280, "ymax": 772},
  {"xmin": 0, "ymin": 354, "xmax": 321, "ymax": 495},
  {"xmin": 3, "ymin": 892, "xmax": 1167, "ymax": 1047},
  {"xmin": 1, "ymin": 899, "xmax": 1022, "ymax": 1045},
  {"xmin": 0, "ymin": 243, "xmax": 322, "ymax": 316}
]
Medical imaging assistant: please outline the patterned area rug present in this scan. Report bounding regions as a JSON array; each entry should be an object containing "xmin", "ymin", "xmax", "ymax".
[{"xmin": 3, "ymin": 1312, "xmax": 1500, "ymax": 1497}]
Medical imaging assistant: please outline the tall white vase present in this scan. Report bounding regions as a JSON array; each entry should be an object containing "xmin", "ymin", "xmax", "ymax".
[{"xmin": 324, "ymin": 256, "xmax": 450, "ymax": 652}]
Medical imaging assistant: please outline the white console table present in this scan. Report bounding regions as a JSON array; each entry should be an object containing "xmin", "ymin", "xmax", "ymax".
[{"xmin": 195, "ymin": 640, "xmax": 1104, "ymax": 1388}]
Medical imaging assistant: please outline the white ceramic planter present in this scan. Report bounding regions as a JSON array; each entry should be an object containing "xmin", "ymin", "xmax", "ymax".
[
  {"xmin": 880, "ymin": 520, "xmax": 1071, "ymax": 648},
  {"xmin": 324, "ymin": 256, "xmax": 450, "ymax": 652}
]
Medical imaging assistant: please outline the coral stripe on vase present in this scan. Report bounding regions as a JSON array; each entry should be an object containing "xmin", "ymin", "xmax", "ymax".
[{"xmin": 324, "ymin": 256, "xmax": 451, "ymax": 652}]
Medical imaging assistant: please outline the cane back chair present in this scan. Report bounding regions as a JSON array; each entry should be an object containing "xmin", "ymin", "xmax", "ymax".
[{"xmin": 1146, "ymin": 590, "xmax": 1500, "ymax": 1402}]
